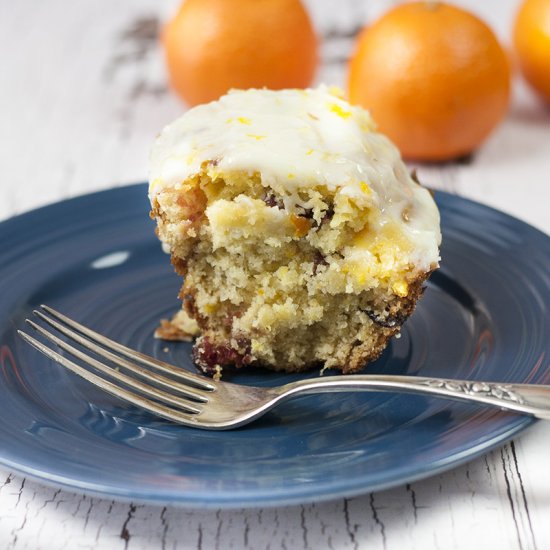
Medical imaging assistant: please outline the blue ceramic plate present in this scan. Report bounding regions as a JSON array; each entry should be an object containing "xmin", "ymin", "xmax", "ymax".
[{"xmin": 0, "ymin": 184, "xmax": 548, "ymax": 508}]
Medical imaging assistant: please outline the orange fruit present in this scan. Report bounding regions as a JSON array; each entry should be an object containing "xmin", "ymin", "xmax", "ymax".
[
  {"xmin": 347, "ymin": 2, "xmax": 511, "ymax": 161},
  {"xmin": 513, "ymin": 0, "xmax": 550, "ymax": 102},
  {"xmin": 162, "ymin": 0, "xmax": 318, "ymax": 106}
]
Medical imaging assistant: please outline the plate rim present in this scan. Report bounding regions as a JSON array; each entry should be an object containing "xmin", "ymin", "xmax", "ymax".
[{"xmin": 0, "ymin": 414, "xmax": 534, "ymax": 508}]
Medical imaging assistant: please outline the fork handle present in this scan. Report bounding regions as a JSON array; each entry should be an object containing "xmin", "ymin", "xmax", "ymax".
[{"xmin": 278, "ymin": 375, "xmax": 550, "ymax": 419}]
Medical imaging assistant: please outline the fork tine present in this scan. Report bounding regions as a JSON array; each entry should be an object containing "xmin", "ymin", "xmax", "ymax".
[
  {"xmin": 32, "ymin": 311, "xmax": 208, "ymax": 403},
  {"xmin": 22, "ymin": 322, "xmax": 203, "ymax": 414},
  {"xmin": 39, "ymin": 305, "xmax": 215, "ymax": 391},
  {"xmin": 34, "ymin": 309, "xmax": 212, "ymax": 402},
  {"xmin": 18, "ymin": 330, "xmax": 203, "ymax": 426}
]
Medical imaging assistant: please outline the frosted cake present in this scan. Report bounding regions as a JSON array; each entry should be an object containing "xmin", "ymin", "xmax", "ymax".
[{"xmin": 149, "ymin": 87, "xmax": 441, "ymax": 374}]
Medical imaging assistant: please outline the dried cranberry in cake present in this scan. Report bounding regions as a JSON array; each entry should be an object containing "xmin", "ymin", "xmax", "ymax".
[
  {"xmin": 262, "ymin": 189, "xmax": 285, "ymax": 209},
  {"xmin": 193, "ymin": 335, "xmax": 254, "ymax": 375},
  {"xmin": 312, "ymin": 251, "xmax": 329, "ymax": 275}
]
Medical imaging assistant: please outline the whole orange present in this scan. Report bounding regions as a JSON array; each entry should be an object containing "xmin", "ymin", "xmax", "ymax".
[
  {"xmin": 514, "ymin": 0, "xmax": 550, "ymax": 102},
  {"xmin": 347, "ymin": 2, "xmax": 511, "ymax": 161},
  {"xmin": 162, "ymin": 0, "xmax": 318, "ymax": 106}
]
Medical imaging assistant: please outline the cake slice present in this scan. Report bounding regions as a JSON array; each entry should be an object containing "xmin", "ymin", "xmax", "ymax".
[{"xmin": 149, "ymin": 87, "xmax": 441, "ymax": 375}]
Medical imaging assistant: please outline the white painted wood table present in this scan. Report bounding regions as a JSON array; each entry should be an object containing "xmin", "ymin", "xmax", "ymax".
[{"xmin": 1, "ymin": 1, "xmax": 549, "ymax": 548}]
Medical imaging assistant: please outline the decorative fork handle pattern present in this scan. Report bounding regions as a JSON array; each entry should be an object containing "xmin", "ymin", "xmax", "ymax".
[
  {"xmin": 279, "ymin": 375, "xmax": 550, "ymax": 420},
  {"xmin": 419, "ymin": 379, "xmax": 525, "ymax": 404}
]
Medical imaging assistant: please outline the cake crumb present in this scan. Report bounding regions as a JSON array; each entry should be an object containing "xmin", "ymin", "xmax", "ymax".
[{"xmin": 154, "ymin": 309, "xmax": 201, "ymax": 341}]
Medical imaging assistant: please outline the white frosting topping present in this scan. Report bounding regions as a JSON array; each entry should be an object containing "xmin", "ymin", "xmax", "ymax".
[{"xmin": 149, "ymin": 87, "xmax": 441, "ymax": 271}]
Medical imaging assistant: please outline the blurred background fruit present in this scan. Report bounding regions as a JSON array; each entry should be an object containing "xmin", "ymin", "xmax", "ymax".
[
  {"xmin": 513, "ymin": 0, "xmax": 550, "ymax": 103},
  {"xmin": 162, "ymin": 0, "xmax": 318, "ymax": 106},
  {"xmin": 347, "ymin": 2, "xmax": 511, "ymax": 162}
]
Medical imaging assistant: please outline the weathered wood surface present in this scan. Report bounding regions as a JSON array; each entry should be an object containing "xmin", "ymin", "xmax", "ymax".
[{"xmin": 1, "ymin": 1, "xmax": 549, "ymax": 548}]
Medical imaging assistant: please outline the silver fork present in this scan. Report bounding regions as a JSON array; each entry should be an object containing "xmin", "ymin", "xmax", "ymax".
[{"xmin": 18, "ymin": 305, "xmax": 550, "ymax": 430}]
